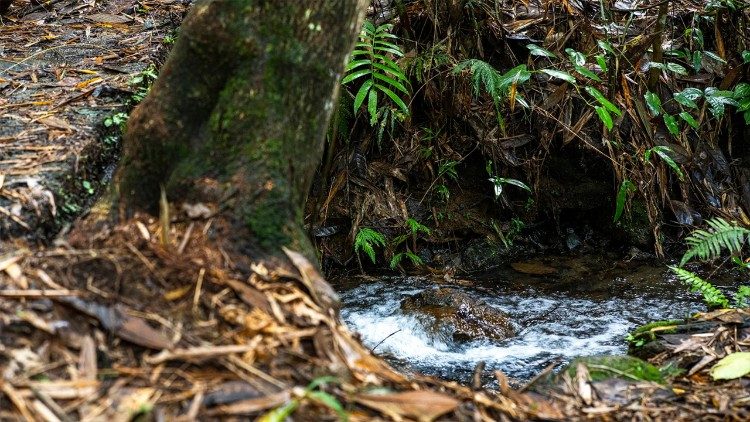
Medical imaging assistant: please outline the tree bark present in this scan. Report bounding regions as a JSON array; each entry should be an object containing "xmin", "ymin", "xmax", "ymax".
[{"xmin": 115, "ymin": 0, "xmax": 367, "ymax": 262}]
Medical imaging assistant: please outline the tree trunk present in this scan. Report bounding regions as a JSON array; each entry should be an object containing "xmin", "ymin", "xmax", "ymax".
[{"xmin": 115, "ymin": 0, "xmax": 367, "ymax": 263}]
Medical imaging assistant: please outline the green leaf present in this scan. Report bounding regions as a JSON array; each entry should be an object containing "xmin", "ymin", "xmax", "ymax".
[
  {"xmin": 389, "ymin": 253, "xmax": 404, "ymax": 269},
  {"xmin": 498, "ymin": 64, "xmax": 531, "ymax": 87},
  {"xmin": 663, "ymin": 113, "xmax": 679, "ymax": 136},
  {"xmin": 565, "ymin": 48, "xmax": 586, "ymax": 66},
  {"xmin": 704, "ymin": 50, "xmax": 726, "ymax": 64},
  {"xmin": 710, "ymin": 352, "xmax": 750, "ymax": 380},
  {"xmin": 372, "ymin": 61, "xmax": 408, "ymax": 82},
  {"xmin": 674, "ymin": 88, "xmax": 702, "ymax": 109},
  {"xmin": 489, "ymin": 177, "xmax": 531, "ymax": 198},
  {"xmin": 306, "ymin": 391, "xmax": 348, "ymax": 421},
  {"xmin": 540, "ymin": 69, "xmax": 576, "ymax": 83},
  {"xmin": 692, "ymin": 50, "xmax": 702, "ymax": 72},
  {"xmin": 586, "ymin": 86, "xmax": 621, "ymax": 116},
  {"xmin": 743, "ymin": 50, "xmax": 750, "ymax": 64},
  {"xmin": 652, "ymin": 146, "xmax": 684, "ymax": 180},
  {"xmin": 679, "ymin": 111, "xmax": 699, "ymax": 129},
  {"xmin": 614, "ymin": 179, "xmax": 637, "ymax": 223},
  {"xmin": 666, "ymin": 62, "xmax": 688, "ymax": 75},
  {"xmin": 686, "ymin": 27, "xmax": 704, "ymax": 49},
  {"xmin": 373, "ymin": 72, "xmax": 408, "ymax": 94},
  {"xmin": 259, "ymin": 401, "xmax": 300, "ymax": 422},
  {"xmin": 367, "ymin": 89, "xmax": 378, "ymax": 125},
  {"xmin": 375, "ymin": 83, "xmax": 409, "ymax": 114},
  {"xmin": 705, "ymin": 87, "xmax": 739, "ymax": 117},
  {"xmin": 595, "ymin": 54, "xmax": 608, "ymax": 73},
  {"xmin": 644, "ymin": 91, "xmax": 662, "ymax": 116},
  {"xmin": 345, "ymin": 59, "xmax": 371, "ymax": 72},
  {"xmin": 574, "ymin": 65, "xmax": 602, "ymax": 82},
  {"xmin": 670, "ymin": 266, "xmax": 729, "ymax": 308},
  {"xmin": 734, "ymin": 83, "xmax": 750, "ymax": 99},
  {"xmin": 527, "ymin": 44, "xmax": 557, "ymax": 58},
  {"xmin": 597, "ymin": 40, "xmax": 616, "ymax": 55},
  {"xmin": 595, "ymin": 106, "xmax": 613, "ymax": 130},
  {"xmin": 353, "ymin": 79, "xmax": 373, "ymax": 114},
  {"xmin": 342, "ymin": 68, "xmax": 371, "ymax": 84}
]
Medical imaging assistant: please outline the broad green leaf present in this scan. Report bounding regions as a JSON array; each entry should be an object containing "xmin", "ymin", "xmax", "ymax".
[
  {"xmin": 342, "ymin": 68, "xmax": 372, "ymax": 84},
  {"xmin": 527, "ymin": 44, "xmax": 557, "ymax": 58},
  {"xmin": 586, "ymin": 86, "xmax": 621, "ymax": 116},
  {"xmin": 704, "ymin": 50, "xmax": 726, "ymax": 64},
  {"xmin": 685, "ymin": 27, "xmax": 704, "ymax": 49},
  {"xmin": 743, "ymin": 50, "xmax": 750, "ymax": 64},
  {"xmin": 644, "ymin": 91, "xmax": 662, "ymax": 116},
  {"xmin": 674, "ymin": 88, "xmax": 702, "ymax": 108},
  {"xmin": 353, "ymin": 79, "xmax": 373, "ymax": 113},
  {"xmin": 498, "ymin": 65, "xmax": 531, "ymax": 87},
  {"xmin": 614, "ymin": 179, "xmax": 636, "ymax": 223},
  {"xmin": 734, "ymin": 83, "xmax": 750, "ymax": 99},
  {"xmin": 574, "ymin": 65, "xmax": 602, "ymax": 82},
  {"xmin": 666, "ymin": 62, "xmax": 688, "ymax": 75},
  {"xmin": 710, "ymin": 352, "xmax": 750, "ymax": 380},
  {"xmin": 705, "ymin": 87, "xmax": 739, "ymax": 117},
  {"xmin": 679, "ymin": 111, "xmax": 699, "ymax": 129},
  {"xmin": 663, "ymin": 113, "xmax": 679, "ymax": 136},
  {"xmin": 565, "ymin": 48, "xmax": 586, "ymax": 66},
  {"xmin": 595, "ymin": 106, "xmax": 613, "ymax": 130},
  {"xmin": 648, "ymin": 62, "xmax": 667, "ymax": 70},
  {"xmin": 540, "ymin": 69, "xmax": 576, "ymax": 83}
]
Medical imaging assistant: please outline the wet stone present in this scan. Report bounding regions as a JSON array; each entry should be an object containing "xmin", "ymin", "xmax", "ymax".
[{"xmin": 400, "ymin": 287, "xmax": 515, "ymax": 343}]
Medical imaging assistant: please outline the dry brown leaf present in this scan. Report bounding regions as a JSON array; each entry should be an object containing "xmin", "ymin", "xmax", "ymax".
[
  {"xmin": 86, "ymin": 13, "xmax": 133, "ymax": 24},
  {"xmin": 38, "ymin": 116, "xmax": 74, "ymax": 131},
  {"xmin": 354, "ymin": 390, "xmax": 459, "ymax": 422}
]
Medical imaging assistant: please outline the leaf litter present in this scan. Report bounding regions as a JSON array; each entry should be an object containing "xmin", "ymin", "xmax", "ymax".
[{"xmin": 1, "ymin": 0, "xmax": 750, "ymax": 421}]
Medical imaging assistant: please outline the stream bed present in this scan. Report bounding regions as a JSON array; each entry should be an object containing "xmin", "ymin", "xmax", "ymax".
[{"xmin": 335, "ymin": 254, "xmax": 709, "ymax": 385}]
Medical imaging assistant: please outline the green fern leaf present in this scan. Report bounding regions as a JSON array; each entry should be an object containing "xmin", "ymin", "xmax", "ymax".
[
  {"xmin": 670, "ymin": 266, "xmax": 729, "ymax": 308},
  {"xmin": 355, "ymin": 228, "xmax": 386, "ymax": 264},
  {"xmin": 343, "ymin": 20, "xmax": 410, "ymax": 126},
  {"xmin": 681, "ymin": 218, "xmax": 750, "ymax": 266}
]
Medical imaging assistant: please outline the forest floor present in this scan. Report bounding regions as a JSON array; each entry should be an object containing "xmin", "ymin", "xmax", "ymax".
[{"xmin": 1, "ymin": 1, "xmax": 750, "ymax": 421}]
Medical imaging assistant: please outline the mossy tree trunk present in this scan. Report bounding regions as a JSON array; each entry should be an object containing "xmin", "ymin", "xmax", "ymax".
[{"xmin": 115, "ymin": 0, "xmax": 367, "ymax": 263}]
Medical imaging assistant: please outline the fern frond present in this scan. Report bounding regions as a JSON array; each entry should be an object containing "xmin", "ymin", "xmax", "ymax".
[
  {"xmin": 343, "ymin": 21, "xmax": 410, "ymax": 125},
  {"xmin": 680, "ymin": 218, "xmax": 750, "ymax": 266},
  {"xmin": 670, "ymin": 266, "xmax": 729, "ymax": 308},
  {"xmin": 355, "ymin": 228, "xmax": 386, "ymax": 264}
]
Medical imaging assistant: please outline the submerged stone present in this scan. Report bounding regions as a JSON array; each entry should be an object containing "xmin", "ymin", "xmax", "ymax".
[{"xmin": 400, "ymin": 287, "xmax": 515, "ymax": 343}]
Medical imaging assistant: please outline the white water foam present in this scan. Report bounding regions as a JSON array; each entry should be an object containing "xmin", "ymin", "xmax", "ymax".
[{"xmin": 339, "ymin": 279, "xmax": 700, "ymax": 381}]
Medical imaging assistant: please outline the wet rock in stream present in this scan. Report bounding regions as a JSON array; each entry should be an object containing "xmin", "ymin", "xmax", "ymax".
[{"xmin": 401, "ymin": 287, "xmax": 515, "ymax": 342}]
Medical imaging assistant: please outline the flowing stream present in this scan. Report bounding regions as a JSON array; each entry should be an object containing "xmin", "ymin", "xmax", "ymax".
[{"xmin": 335, "ymin": 255, "xmax": 709, "ymax": 385}]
